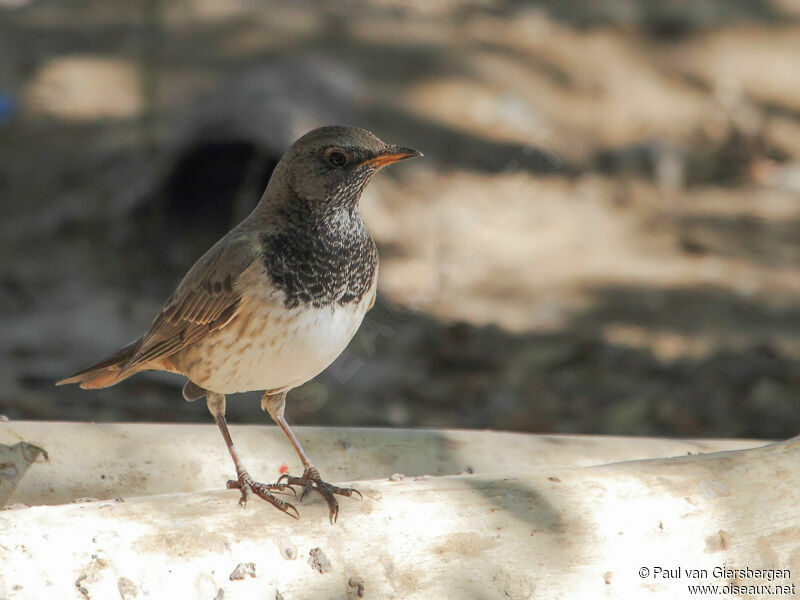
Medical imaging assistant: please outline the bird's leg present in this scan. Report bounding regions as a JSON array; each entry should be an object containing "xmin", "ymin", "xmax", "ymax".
[
  {"xmin": 262, "ymin": 391, "xmax": 361, "ymax": 524},
  {"xmin": 206, "ymin": 392, "xmax": 298, "ymax": 518}
]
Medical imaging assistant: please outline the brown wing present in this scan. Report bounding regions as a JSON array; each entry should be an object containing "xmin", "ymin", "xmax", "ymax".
[{"xmin": 122, "ymin": 232, "xmax": 262, "ymax": 372}]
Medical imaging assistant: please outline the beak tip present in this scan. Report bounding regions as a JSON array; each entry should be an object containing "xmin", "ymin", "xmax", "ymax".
[
  {"xmin": 367, "ymin": 146, "xmax": 423, "ymax": 167},
  {"xmin": 389, "ymin": 146, "xmax": 423, "ymax": 160}
]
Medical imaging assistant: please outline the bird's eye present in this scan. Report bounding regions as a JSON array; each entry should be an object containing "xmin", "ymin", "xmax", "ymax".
[{"xmin": 327, "ymin": 150, "xmax": 348, "ymax": 167}]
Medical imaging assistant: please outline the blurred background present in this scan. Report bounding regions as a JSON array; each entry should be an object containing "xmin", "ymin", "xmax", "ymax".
[{"xmin": 1, "ymin": 0, "xmax": 799, "ymax": 439}]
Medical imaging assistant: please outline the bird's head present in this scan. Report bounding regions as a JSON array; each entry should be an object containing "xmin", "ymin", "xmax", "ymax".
[{"xmin": 267, "ymin": 125, "xmax": 421, "ymax": 217}]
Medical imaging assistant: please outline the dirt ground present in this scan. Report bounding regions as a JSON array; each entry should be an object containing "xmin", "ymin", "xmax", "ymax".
[{"xmin": 1, "ymin": 0, "xmax": 800, "ymax": 439}]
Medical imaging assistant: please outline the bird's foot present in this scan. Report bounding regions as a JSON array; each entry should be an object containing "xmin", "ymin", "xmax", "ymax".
[
  {"xmin": 278, "ymin": 465, "xmax": 362, "ymax": 524},
  {"xmin": 226, "ymin": 470, "xmax": 298, "ymax": 519}
]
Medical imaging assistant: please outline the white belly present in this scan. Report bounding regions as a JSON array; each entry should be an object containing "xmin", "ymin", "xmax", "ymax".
[{"xmin": 176, "ymin": 285, "xmax": 374, "ymax": 394}]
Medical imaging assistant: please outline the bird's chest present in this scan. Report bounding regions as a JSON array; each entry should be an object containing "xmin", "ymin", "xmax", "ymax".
[
  {"xmin": 179, "ymin": 218, "xmax": 379, "ymax": 393},
  {"xmin": 261, "ymin": 220, "xmax": 378, "ymax": 309},
  {"xmin": 182, "ymin": 274, "xmax": 375, "ymax": 394}
]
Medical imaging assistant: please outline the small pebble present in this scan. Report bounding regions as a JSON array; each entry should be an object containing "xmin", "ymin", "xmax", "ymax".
[
  {"xmin": 308, "ymin": 548, "xmax": 331, "ymax": 574},
  {"xmin": 229, "ymin": 563, "xmax": 256, "ymax": 581},
  {"xmin": 389, "ymin": 473, "xmax": 405, "ymax": 481},
  {"xmin": 278, "ymin": 537, "xmax": 297, "ymax": 561},
  {"xmin": 347, "ymin": 576, "xmax": 366, "ymax": 599}
]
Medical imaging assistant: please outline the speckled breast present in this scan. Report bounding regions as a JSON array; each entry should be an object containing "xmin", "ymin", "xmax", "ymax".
[{"xmin": 174, "ymin": 275, "xmax": 376, "ymax": 395}]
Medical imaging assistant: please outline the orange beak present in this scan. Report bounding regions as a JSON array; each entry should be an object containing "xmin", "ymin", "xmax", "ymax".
[{"xmin": 362, "ymin": 145, "xmax": 423, "ymax": 168}]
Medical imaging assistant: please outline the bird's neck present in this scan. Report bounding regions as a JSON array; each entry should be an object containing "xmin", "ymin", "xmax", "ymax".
[{"xmin": 247, "ymin": 183, "xmax": 363, "ymax": 233}]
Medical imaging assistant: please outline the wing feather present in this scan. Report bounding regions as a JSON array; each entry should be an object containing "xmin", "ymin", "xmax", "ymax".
[{"xmin": 122, "ymin": 232, "xmax": 261, "ymax": 372}]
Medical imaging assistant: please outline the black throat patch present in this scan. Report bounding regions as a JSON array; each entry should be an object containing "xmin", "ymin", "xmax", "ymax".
[{"xmin": 261, "ymin": 211, "xmax": 378, "ymax": 309}]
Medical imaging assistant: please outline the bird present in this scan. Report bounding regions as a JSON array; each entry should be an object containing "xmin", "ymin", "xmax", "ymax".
[{"xmin": 57, "ymin": 125, "xmax": 422, "ymax": 523}]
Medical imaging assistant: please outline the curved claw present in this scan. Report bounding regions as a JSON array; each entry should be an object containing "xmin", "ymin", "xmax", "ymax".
[
  {"xmin": 277, "ymin": 473, "xmax": 314, "ymax": 501},
  {"xmin": 274, "ymin": 466, "xmax": 361, "ymax": 524},
  {"xmin": 274, "ymin": 475, "xmax": 301, "ymax": 497},
  {"xmin": 269, "ymin": 480, "xmax": 298, "ymax": 497},
  {"xmin": 283, "ymin": 503, "xmax": 300, "ymax": 520},
  {"xmin": 227, "ymin": 478, "xmax": 251, "ymax": 507},
  {"xmin": 298, "ymin": 483, "xmax": 314, "ymax": 503},
  {"xmin": 226, "ymin": 472, "xmax": 300, "ymax": 519}
]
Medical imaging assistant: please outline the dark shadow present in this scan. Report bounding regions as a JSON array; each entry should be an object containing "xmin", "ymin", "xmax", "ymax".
[
  {"xmin": 570, "ymin": 285, "xmax": 800, "ymax": 339},
  {"xmin": 672, "ymin": 214, "xmax": 800, "ymax": 268},
  {"xmin": 462, "ymin": 477, "xmax": 566, "ymax": 532},
  {"xmin": 162, "ymin": 140, "xmax": 274, "ymax": 228},
  {"xmin": 593, "ymin": 127, "xmax": 790, "ymax": 188},
  {"xmin": 138, "ymin": 138, "xmax": 279, "ymax": 250},
  {"xmin": 474, "ymin": 0, "xmax": 794, "ymax": 30}
]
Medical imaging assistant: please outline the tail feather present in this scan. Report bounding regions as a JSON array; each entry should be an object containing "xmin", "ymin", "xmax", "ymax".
[{"xmin": 56, "ymin": 339, "xmax": 141, "ymax": 389}]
